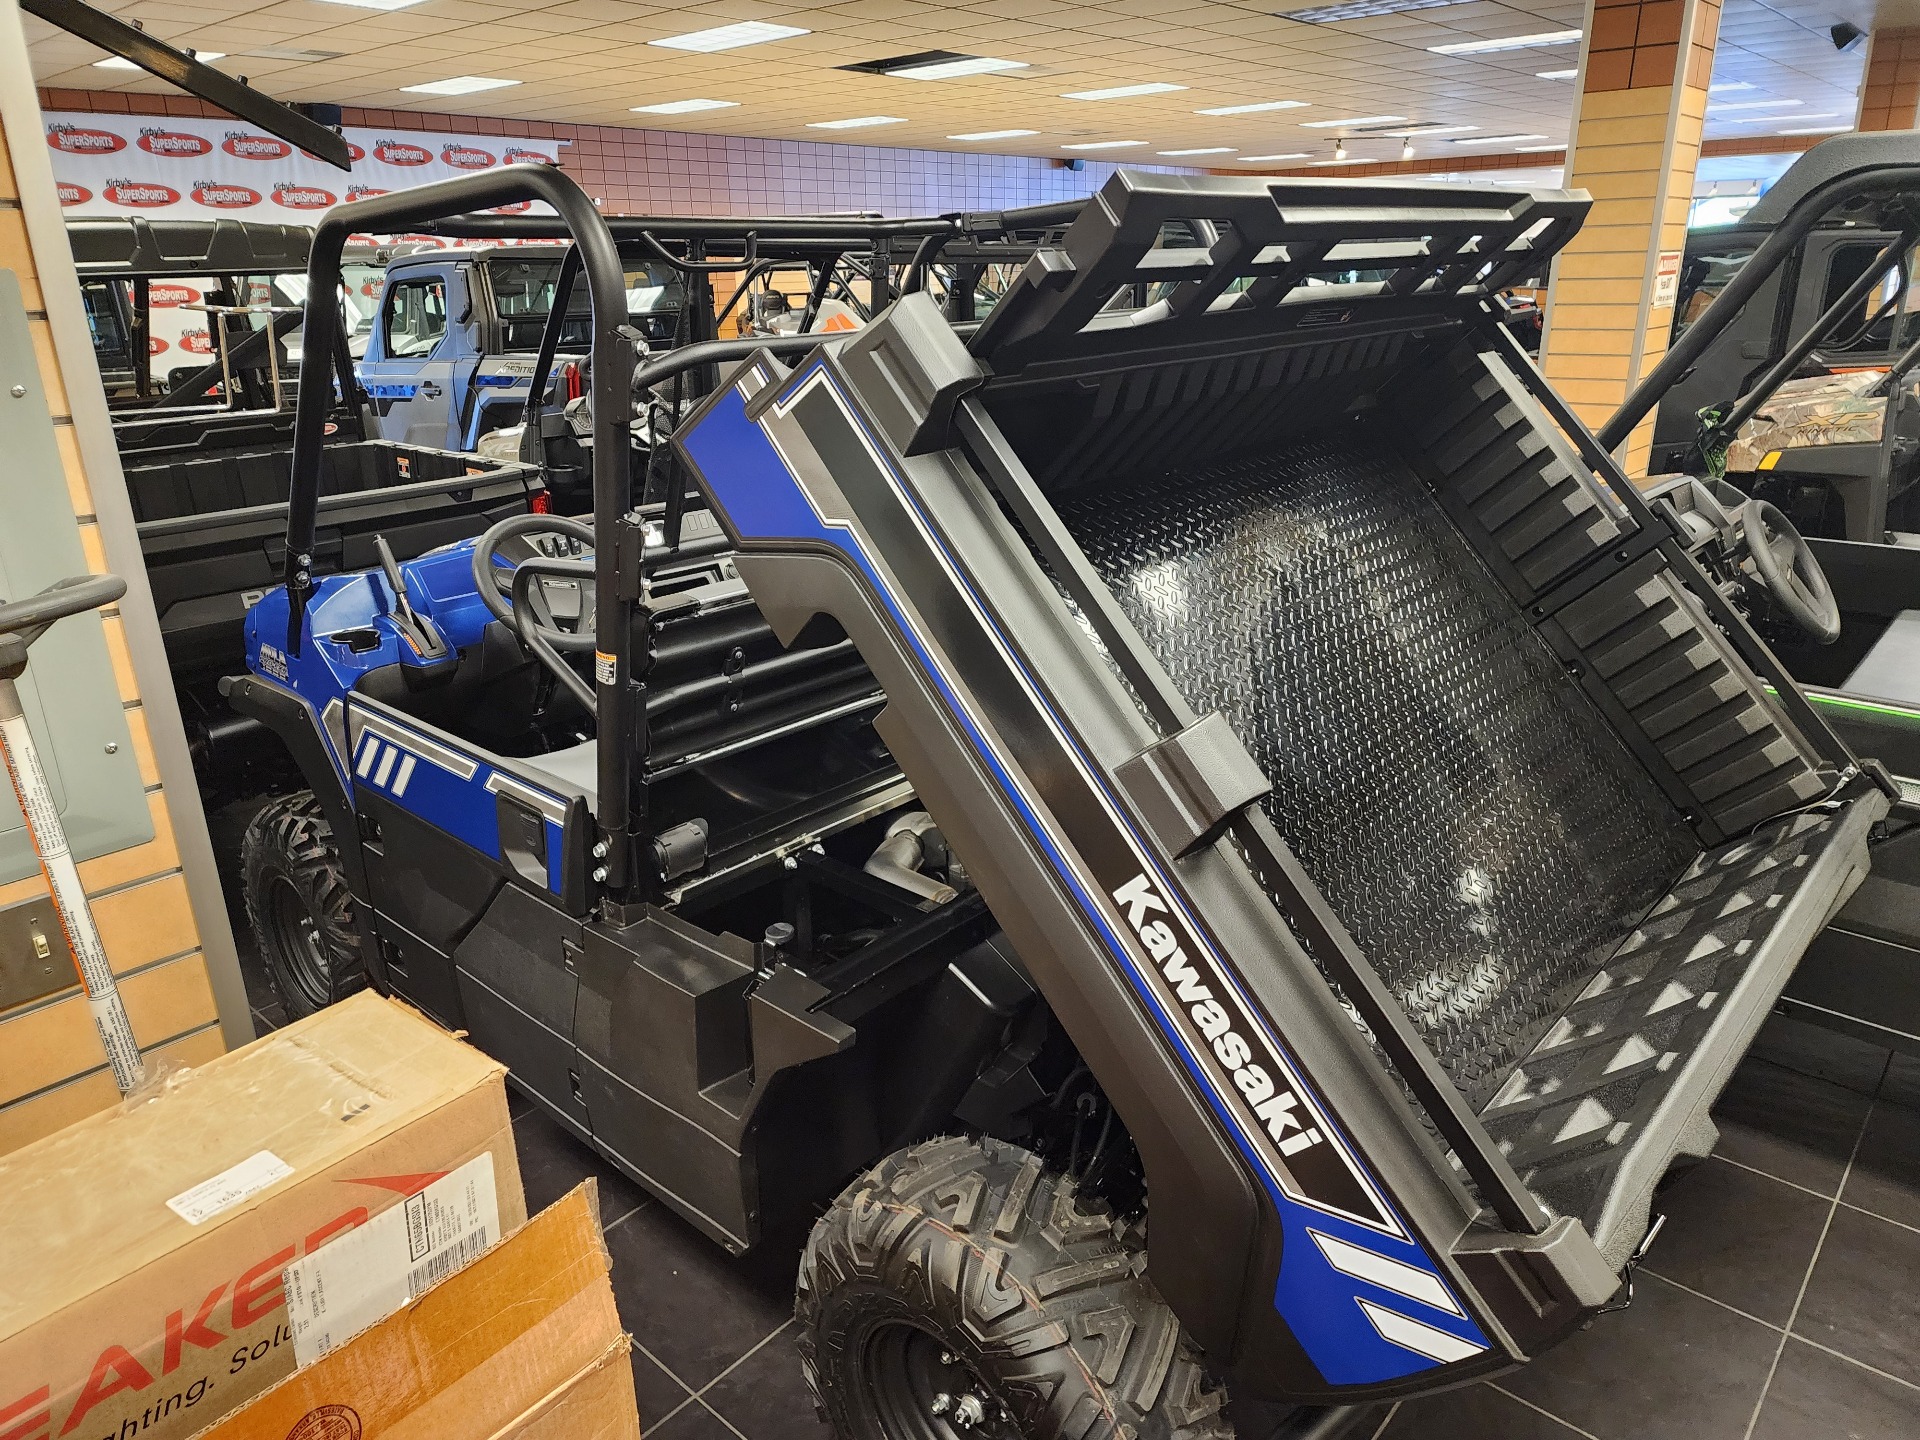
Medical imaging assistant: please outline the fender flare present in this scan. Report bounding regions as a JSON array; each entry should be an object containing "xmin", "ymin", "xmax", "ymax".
[{"xmin": 221, "ymin": 672, "xmax": 366, "ymax": 898}]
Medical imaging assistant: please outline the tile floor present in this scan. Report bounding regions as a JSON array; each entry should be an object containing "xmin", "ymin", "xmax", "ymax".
[{"xmin": 227, "ymin": 862, "xmax": 1920, "ymax": 1440}]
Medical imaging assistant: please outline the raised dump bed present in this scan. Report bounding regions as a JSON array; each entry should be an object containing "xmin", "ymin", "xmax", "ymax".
[{"xmin": 675, "ymin": 171, "xmax": 1891, "ymax": 1398}]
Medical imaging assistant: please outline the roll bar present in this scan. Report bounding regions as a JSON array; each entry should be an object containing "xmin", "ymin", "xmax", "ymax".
[
  {"xmin": 282, "ymin": 163, "xmax": 648, "ymax": 896},
  {"xmin": 1600, "ymin": 162, "xmax": 1920, "ymax": 450}
]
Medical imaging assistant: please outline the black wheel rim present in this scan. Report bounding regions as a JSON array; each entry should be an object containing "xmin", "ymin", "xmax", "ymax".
[
  {"xmin": 858, "ymin": 1323, "xmax": 1020, "ymax": 1440},
  {"xmin": 264, "ymin": 875, "xmax": 332, "ymax": 1012}
]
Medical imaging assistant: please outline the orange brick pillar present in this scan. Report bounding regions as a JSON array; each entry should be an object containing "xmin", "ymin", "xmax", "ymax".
[
  {"xmin": 1857, "ymin": 27, "xmax": 1920, "ymax": 132},
  {"xmin": 1542, "ymin": 0, "xmax": 1721, "ymax": 477}
]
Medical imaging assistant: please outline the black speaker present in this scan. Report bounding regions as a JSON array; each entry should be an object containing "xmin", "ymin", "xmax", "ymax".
[{"xmin": 293, "ymin": 102, "xmax": 344, "ymax": 127}]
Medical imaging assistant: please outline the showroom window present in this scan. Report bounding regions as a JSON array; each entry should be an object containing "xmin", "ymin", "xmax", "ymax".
[{"xmin": 385, "ymin": 276, "xmax": 448, "ymax": 358}]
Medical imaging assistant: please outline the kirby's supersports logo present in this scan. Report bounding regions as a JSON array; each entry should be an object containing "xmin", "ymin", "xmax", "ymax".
[
  {"xmin": 502, "ymin": 147, "xmax": 555, "ymax": 166},
  {"xmin": 47, "ymin": 125, "xmax": 124, "ymax": 153},
  {"xmin": 272, "ymin": 183, "xmax": 337, "ymax": 210},
  {"xmin": 102, "ymin": 179, "xmax": 181, "ymax": 208},
  {"xmin": 223, "ymin": 132, "xmax": 292, "ymax": 160},
  {"xmin": 137, "ymin": 128, "xmax": 212, "ymax": 157},
  {"xmin": 55, "ymin": 182, "xmax": 90, "ymax": 206},
  {"xmin": 148, "ymin": 283, "xmax": 199, "ymax": 308},
  {"xmin": 441, "ymin": 143, "xmax": 496, "ymax": 169},
  {"xmin": 373, "ymin": 140, "xmax": 432, "ymax": 166},
  {"xmin": 191, "ymin": 182, "xmax": 261, "ymax": 208}
]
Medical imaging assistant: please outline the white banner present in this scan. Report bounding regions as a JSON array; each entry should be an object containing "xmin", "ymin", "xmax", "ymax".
[{"xmin": 44, "ymin": 112, "xmax": 562, "ymax": 226}]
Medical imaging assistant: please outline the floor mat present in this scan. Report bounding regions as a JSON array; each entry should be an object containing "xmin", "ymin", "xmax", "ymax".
[{"xmin": 1054, "ymin": 431, "xmax": 1701, "ymax": 1106}]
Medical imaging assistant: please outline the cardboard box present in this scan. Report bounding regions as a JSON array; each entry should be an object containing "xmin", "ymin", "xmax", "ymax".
[
  {"xmin": 198, "ymin": 1184, "xmax": 638, "ymax": 1440},
  {"xmin": 0, "ymin": 993, "xmax": 525, "ymax": 1440}
]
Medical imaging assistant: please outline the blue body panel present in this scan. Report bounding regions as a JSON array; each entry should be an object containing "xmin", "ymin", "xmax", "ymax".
[
  {"xmin": 679, "ymin": 370, "xmax": 1491, "ymax": 1387},
  {"xmin": 245, "ymin": 541, "xmax": 570, "ymax": 895}
]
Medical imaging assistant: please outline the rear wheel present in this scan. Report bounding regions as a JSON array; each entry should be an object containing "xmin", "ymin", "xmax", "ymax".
[
  {"xmin": 242, "ymin": 792, "xmax": 363, "ymax": 1018},
  {"xmin": 797, "ymin": 1135, "xmax": 1231, "ymax": 1440}
]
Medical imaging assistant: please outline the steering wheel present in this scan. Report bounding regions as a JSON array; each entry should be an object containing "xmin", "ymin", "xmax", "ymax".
[
  {"xmin": 1735, "ymin": 499, "xmax": 1841, "ymax": 645},
  {"xmin": 472, "ymin": 513, "xmax": 598, "ymax": 652}
]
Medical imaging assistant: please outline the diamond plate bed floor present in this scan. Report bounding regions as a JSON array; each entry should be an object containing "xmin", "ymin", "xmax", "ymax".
[{"xmin": 1054, "ymin": 433, "xmax": 1702, "ymax": 1108}]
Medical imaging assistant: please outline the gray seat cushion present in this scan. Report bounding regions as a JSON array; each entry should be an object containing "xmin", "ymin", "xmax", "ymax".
[{"xmin": 1844, "ymin": 610, "xmax": 1920, "ymax": 706}]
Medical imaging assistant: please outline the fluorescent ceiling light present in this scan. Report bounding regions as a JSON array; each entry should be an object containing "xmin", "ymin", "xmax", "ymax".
[
  {"xmin": 1713, "ymin": 98, "xmax": 1802, "ymax": 111},
  {"xmin": 1160, "ymin": 146, "xmax": 1236, "ymax": 155},
  {"xmin": 1283, "ymin": 0, "xmax": 1470, "ymax": 21},
  {"xmin": 1778, "ymin": 125, "xmax": 1853, "ymax": 134},
  {"xmin": 1238, "ymin": 152, "xmax": 1313, "ymax": 161},
  {"xmin": 1062, "ymin": 82, "xmax": 1186, "ymax": 100},
  {"xmin": 950, "ymin": 129, "xmax": 1041, "ymax": 140},
  {"xmin": 95, "ymin": 51, "xmax": 224, "ymax": 68},
  {"xmin": 808, "ymin": 116, "xmax": 908, "ymax": 129},
  {"xmin": 1711, "ymin": 81, "xmax": 1754, "ymax": 93},
  {"xmin": 887, "ymin": 56, "xmax": 1026, "ymax": 79},
  {"xmin": 1377, "ymin": 124, "xmax": 1477, "ymax": 136},
  {"xmin": 1514, "ymin": 143, "xmax": 1564, "ymax": 152},
  {"xmin": 401, "ymin": 75, "xmax": 520, "ymax": 95},
  {"xmin": 1729, "ymin": 111, "xmax": 1837, "ymax": 124},
  {"xmin": 651, "ymin": 21, "xmax": 809, "ymax": 52},
  {"xmin": 631, "ymin": 98, "xmax": 738, "ymax": 114},
  {"xmin": 1428, "ymin": 29, "xmax": 1581, "ymax": 55},
  {"xmin": 1301, "ymin": 114, "xmax": 1403, "ymax": 127},
  {"xmin": 1061, "ymin": 139, "xmax": 1149, "ymax": 149},
  {"xmin": 1311, "ymin": 158, "xmax": 1366, "ymax": 165},
  {"xmin": 1450, "ymin": 132, "xmax": 1547, "ymax": 144},
  {"xmin": 1536, "ymin": 68, "xmax": 1576, "ymax": 79},
  {"xmin": 314, "ymin": 0, "xmax": 426, "ymax": 9},
  {"xmin": 1195, "ymin": 99, "xmax": 1307, "ymax": 115}
]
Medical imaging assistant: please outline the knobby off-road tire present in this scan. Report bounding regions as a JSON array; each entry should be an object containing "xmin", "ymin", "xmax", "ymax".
[
  {"xmin": 797, "ymin": 1135, "xmax": 1232, "ymax": 1440},
  {"xmin": 241, "ymin": 791, "xmax": 364, "ymax": 1019}
]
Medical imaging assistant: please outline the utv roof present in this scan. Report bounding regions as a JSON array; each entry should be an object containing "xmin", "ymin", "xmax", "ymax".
[
  {"xmin": 66, "ymin": 215, "xmax": 313, "ymax": 277},
  {"xmin": 1743, "ymin": 130, "xmax": 1920, "ymax": 227},
  {"xmin": 384, "ymin": 242, "xmax": 572, "ymax": 270}
]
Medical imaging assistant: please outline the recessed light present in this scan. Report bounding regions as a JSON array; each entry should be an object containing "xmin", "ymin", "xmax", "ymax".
[
  {"xmin": 1061, "ymin": 83, "xmax": 1187, "ymax": 101},
  {"xmin": 1159, "ymin": 147, "xmax": 1237, "ymax": 155},
  {"xmin": 807, "ymin": 116, "xmax": 908, "ymax": 129},
  {"xmin": 1194, "ymin": 100, "xmax": 1307, "ymax": 115},
  {"xmin": 1713, "ymin": 99, "xmax": 1803, "ymax": 110},
  {"xmin": 1450, "ymin": 132, "xmax": 1548, "ymax": 144},
  {"xmin": 631, "ymin": 98, "xmax": 739, "ymax": 114},
  {"xmin": 949, "ymin": 129, "xmax": 1041, "ymax": 140},
  {"xmin": 1301, "ymin": 114, "xmax": 1404, "ymax": 127},
  {"xmin": 1536, "ymin": 68, "xmax": 1577, "ymax": 79},
  {"xmin": 1778, "ymin": 125, "xmax": 1853, "ymax": 135},
  {"xmin": 314, "ymin": 0, "xmax": 427, "ymax": 9},
  {"xmin": 1282, "ymin": 0, "xmax": 1472, "ymax": 21},
  {"xmin": 1061, "ymin": 139, "xmax": 1149, "ymax": 149},
  {"xmin": 887, "ymin": 56, "xmax": 1027, "ymax": 79},
  {"xmin": 651, "ymin": 21, "xmax": 809, "ymax": 53},
  {"xmin": 401, "ymin": 75, "xmax": 521, "ymax": 95},
  {"xmin": 1238, "ymin": 152, "xmax": 1313, "ymax": 161},
  {"xmin": 1428, "ymin": 30, "xmax": 1582, "ymax": 55}
]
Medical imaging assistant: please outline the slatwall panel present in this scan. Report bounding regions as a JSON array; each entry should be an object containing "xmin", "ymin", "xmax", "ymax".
[{"xmin": 0, "ymin": 90, "xmax": 222, "ymax": 1154}]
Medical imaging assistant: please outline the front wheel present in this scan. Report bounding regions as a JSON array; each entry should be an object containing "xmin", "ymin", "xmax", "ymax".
[
  {"xmin": 796, "ymin": 1135, "xmax": 1231, "ymax": 1440},
  {"xmin": 241, "ymin": 791, "xmax": 364, "ymax": 1018}
]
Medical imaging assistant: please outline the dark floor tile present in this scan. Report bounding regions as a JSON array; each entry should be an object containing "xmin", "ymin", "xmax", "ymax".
[
  {"xmin": 510, "ymin": 1106, "xmax": 648, "ymax": 1219},
  {"xmin": 1645, "ymin": 1157, "xmax": 1830, "ymax": 1325},
  {"xmin": 700, "ymin": 1325, "xmax": 830, "ymax": 1439},
  {"xmin": 1794, "ymin": 1206, "xmax": 1920, "ymax": 1386},
  {"xmin": 1498, "ymin": 1271, "xmax": 1780, "ymax": 1440},
  {"xmin": 1380, "ymin": 1384, "xmax": 1587, "ymax": 1438},
  {"xmin": 1878, "ymin": 1052, "xmax": 1920, "ymax": 1110},
  {"xmin": 1750, "ymin": 1338, "xmax": 1920, "ymax": 1440},
  {"xmin": 1712, "ymin": 1058, "xmax": 1874, "ymax": 1197},
  {"xmin": 640, "ymin": 1398, "xmax": 743, "ymax": 1440},
  {"xmin": 605, "ymin": 1200, "xmax": 793, "ymax": 1392},
  {"xmin": 631, "ymin": 1343, "xmax": 698, "ymax": 1430},
  {"xmin": 1842, "ymin": 1100, "xmax": 1920, "ymax": 1229},
  {"xmin": 1749, "ymin": 1012, "xmax": 1891, "ymax": 1096}
]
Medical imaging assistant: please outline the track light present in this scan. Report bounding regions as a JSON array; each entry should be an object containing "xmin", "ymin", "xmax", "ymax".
[
  {"xmin": 1401, "ymin": 139, "xmax": 1415, "ymax": 160},
  {"xmin": 1334, "ymin": 139, "xmax": 1348, "ymax": 160}
]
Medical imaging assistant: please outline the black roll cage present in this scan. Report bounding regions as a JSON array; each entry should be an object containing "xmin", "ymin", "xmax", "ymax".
[{"xmin": 1601, "ymin": 160, "xmax": 1920, "ymax": 453}]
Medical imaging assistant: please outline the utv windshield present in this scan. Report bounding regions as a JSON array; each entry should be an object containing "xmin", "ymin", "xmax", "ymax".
[{"xmin": 488, "ymin": 256, "xmax": 686, "ymax": 350}]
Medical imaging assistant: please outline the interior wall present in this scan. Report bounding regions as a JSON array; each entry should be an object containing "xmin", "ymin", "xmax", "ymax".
[
  {"xmin": 1, "ymin": 22, "xmax": 248, "ymax": 1154},
  {"xmin": 36, "ymin": 88, "xmax": 1169, "ymax": 216}
]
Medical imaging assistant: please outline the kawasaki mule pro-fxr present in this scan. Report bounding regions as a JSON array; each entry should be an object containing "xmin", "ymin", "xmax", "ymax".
[{"xmin": 231, "ymin": 164, "xmax": 1890, "ymax": 1438}]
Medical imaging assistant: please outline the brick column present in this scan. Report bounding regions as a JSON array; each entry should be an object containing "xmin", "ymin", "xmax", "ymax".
[
  {"xmin": 1542, "ymin": 0, "xmax": 1722, "ymax": 477},
  {"xmin": 1857, "ymin": 27, "xmax": 1920, "ymax": 132}
]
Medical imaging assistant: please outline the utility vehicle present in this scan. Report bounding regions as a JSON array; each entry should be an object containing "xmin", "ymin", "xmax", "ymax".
[{"xmin": 232, "ymin": 163, "xmax": 1889, "ymax": 1438}]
